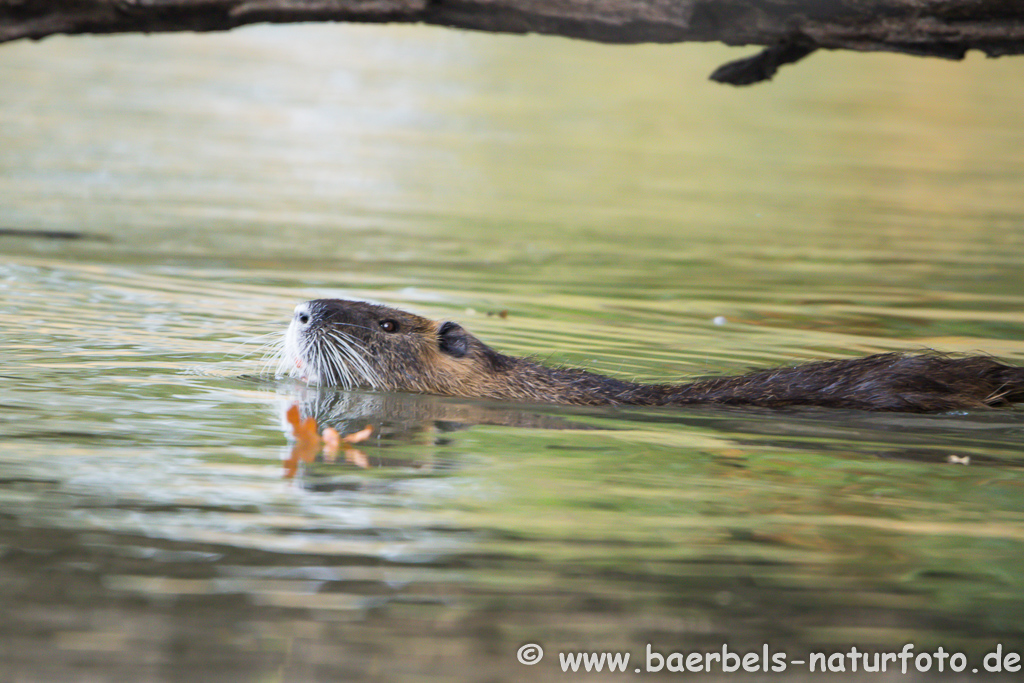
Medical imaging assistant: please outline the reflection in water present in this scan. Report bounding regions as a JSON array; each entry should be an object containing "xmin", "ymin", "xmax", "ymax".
[
  {"xmin": 282, "ymin": 402, "xmax": 375, "ymax": 476},
  {"xmin": 2, "ymin": 21, "xmax": 1024, "ymax": 683},
  {"xmin": 278, "ymin": 386, "xmax": 597, "ymax": 483}
]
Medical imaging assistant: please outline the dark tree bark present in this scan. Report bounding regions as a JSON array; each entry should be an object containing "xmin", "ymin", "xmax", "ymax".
[{"xmin": 3, "ymin": 0, "xmax": 1024, "ymax": 85}]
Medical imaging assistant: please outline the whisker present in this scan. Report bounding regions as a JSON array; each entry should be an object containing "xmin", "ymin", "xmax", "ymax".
[
  {"xmin": 316, "ymin": 331, "xmax": 355, "ymax": 389},
  {"xmin": 324, "ymin": 330, "xmax": 382, "ymax": 389},
  {"xmin": 332, "ymin": 339, "xmax": 363, "ymax": 389},
  {"xmin": 230, "ymin": 330, "xmax": 286, "ymax": 362},
  {"xmin": 278, "ymin": 308, "xmax": 388, "ymax": 390},
  {"xmin": 324, "ymin": 321, "xmax": 377, "ymax": 334}
]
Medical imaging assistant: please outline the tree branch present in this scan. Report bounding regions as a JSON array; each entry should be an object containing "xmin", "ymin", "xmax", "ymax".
[{"xmin": 3, "ymin": 1, "xmax": 1024, "ymax": 85}]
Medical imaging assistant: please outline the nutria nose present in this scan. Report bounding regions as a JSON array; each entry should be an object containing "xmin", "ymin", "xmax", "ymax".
[{"xmin": 293, "ymin": 303, "xmax": 311, "ymax": 325}]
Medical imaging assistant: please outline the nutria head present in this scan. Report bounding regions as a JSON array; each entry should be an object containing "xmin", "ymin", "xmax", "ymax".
[{"xmin": 281, "ymin": 299, "xmax": 505, "ymax": 394}]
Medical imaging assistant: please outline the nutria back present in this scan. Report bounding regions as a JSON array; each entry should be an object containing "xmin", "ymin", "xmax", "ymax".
[{"xmin": 278, "ymin": 299, "xmax": 1024, "ymax": 413}]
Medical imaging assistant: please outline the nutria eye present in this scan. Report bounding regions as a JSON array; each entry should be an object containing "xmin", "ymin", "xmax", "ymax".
[
  {"xmin": 379, "ymin": 319, "xmax": 399, "ymax": 333},
  {"xmin": 297, "ymin": 313, "xmax": 310, "ymax": 325}
]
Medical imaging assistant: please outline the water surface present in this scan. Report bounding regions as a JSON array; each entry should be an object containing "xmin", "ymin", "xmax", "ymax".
[{"xmin": 2, "ymin": 24, "xmax": 1024, "ymax": 681}]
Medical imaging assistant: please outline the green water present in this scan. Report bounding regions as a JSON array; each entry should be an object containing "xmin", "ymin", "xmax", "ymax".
[{"xmin": 2, "ymin": 24, "xmax": 1024, "ymax": 682}]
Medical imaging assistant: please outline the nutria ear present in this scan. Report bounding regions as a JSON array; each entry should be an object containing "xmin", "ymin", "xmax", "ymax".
[{"xmin": 438, "ymin": 321, "xmax": 469, "ymax": 358}]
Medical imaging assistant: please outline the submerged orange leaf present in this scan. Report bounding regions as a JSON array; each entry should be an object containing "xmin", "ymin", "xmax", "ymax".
[
  {"xmin": 321, "ymin": 427, "xmax": 341, "ymax": 462},
  {"xmin": 283, "ymin": 407, "xmax": 374, "ymax": 477},
  {"xmin": 343, "ymin": 425, "xmax": 374, "ymax": 445},
  {"xmin": 345, "ymin": 448, "xmax": 370, "ymax": 469},
  {"xmin": 284, "ymin": 404, "xmax": 321, "ymax": 478}
]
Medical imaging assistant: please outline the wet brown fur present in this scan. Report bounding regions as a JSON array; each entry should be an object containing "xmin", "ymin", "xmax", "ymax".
[{"xmin": 292, "ymin": 299, "xmax": 1024, "ymax": 413}]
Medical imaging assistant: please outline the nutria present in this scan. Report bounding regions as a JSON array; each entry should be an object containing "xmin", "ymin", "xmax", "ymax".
[{"xmin": 278, "ymin": 299, "xmax": 1024, "ymax": 413}]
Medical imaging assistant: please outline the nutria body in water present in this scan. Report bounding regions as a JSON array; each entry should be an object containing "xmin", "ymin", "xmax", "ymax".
[{"xmin": 279, "ymin": 299, "xmax": 1024, "ymax": 413}]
